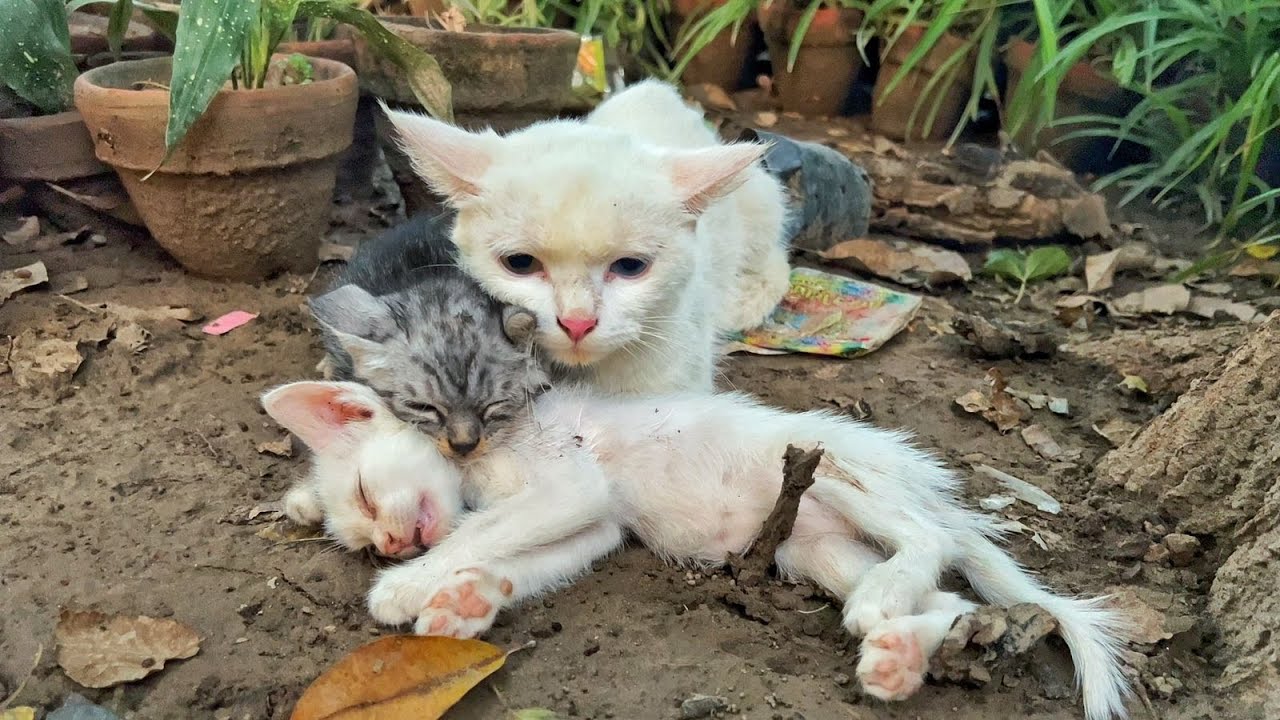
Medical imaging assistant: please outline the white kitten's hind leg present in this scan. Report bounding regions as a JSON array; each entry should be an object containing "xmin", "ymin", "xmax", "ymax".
[
  {"xmin": 283, "ymin": 483, "xmax": 323, "ymax": 526},
  {"xmin": 774, "ymin": 497, "xmax": 883, "ymax": 599},
  {"xmin": 856, "ymin": 592, "xmax": 976, "ymax": 701}
]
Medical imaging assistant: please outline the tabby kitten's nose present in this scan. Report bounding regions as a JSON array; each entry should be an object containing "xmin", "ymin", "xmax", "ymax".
[{"xmin": 449, "ymin": 437, "xmax": 479, "ymax": 456}]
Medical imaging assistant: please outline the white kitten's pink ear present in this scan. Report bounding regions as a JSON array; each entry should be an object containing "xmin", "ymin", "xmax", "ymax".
[
  {"xmin": 665, "ymin": 143, "xmax": 767, "ymax": 214},
  {"xmin": 261, "ymin": 382, "xmax": 379, "ymax": 452},
  {"xmin": 380, "ymin": 102, "xmax": 499, "ymax": 203}
]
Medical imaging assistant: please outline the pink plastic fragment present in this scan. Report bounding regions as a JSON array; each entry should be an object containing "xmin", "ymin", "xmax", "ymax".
[{"xmin": 202, "ymin": 310, "xmax": 258, "ymax": 336}]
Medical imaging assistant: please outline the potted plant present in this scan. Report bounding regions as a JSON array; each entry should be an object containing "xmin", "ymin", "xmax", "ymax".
[
  {"xmin": 0, "ymin": 1, "xmax": 112, "ymax": 183},
  {"xmin": 73, "ymin": 0, "xmax": 450, "ymax": 281},
  {"xmin": 669, "ymin": 0, "xmax": 756, "ymax": 91},
  {"xmin": 1000, "ymin": 0, "xmax": 1144, "ymax": 172},
  {"xmin": 858, "ymin": 0, "xmax": 998, "ymax": 142},
  {"xmin": 353, "ymin": 7, "xmax": 580, "ymax": 122},
  {"xmin": 755, "ymin": 0, "xmax": 863, "ymax": 117}
]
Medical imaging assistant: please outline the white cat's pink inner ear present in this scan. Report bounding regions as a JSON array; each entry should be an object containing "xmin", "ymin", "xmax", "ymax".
[
  {"xmin": 381, "ymin": 104, "xmax": 494, "ymax": 201},
  {"xmin": 261, "ymin": 382, "xmax": 376, "ymax": 452},
  {"xmin": 666, "ymin": 143, "xmax": 766, "ymax": 214}
]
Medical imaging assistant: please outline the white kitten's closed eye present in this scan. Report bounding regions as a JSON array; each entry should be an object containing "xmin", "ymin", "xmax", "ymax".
[{"xmin": 262, "ymin": 381, "xmax": 465, "ymax": 557}]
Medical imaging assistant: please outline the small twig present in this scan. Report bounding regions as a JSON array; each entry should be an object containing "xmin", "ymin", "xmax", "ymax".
[
  {"xmin": 132, "ymin": 80, "xmax": 171, "ymax": 91},
  {"xmin": 796, "ymin": 603, "xmax": 831, "ymax": 615},
  {"xmin": 506, "ymin": 639, "xmax": 536, "ymax": 657},
  {"xmin": 0, "ymin": 642, "xmax": 43, "ymax": 711},
  {"xmin": 729, "ymin": 444, "xmax": 823, "ymax": 585},
  {"xmin": 186, "ymin": 429, "xmax": 219, "ymax": 460}
]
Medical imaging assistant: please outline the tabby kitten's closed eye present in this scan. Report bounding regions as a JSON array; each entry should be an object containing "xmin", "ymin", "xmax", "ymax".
[{"xmin": 310, "ymin": 212, "xmax": 547, "ymax": 460}]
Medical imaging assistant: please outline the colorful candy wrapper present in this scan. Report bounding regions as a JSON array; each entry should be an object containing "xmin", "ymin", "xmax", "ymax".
[
  {"xmin": 728, "ymin": 267, "xmax": 921, "ymax": 357},
  {"xmin": 573, "ymin": 36, "xmax": 610, "ymax": 96}
]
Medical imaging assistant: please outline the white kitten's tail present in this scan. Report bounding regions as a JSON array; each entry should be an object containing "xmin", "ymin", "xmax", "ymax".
[{"xmin": 956, "ymin": 532, "xmax": 1131, "ymax": 720}]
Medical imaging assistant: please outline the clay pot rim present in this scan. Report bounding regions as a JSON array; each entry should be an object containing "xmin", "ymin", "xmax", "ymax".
[
  {"xmin": 0, "ymin": 108, "xmax": 88, "ymax": 127},
  {"xmin": 377, "ymin": 16, "xmax": 581, "ymax": 46},
  {"xmin": 75, "ymin": 54, "xmax": 356, "ymax": 106},
  {"xmin": 1005, "ymin": 37, "xmax": 1121, "ymax": 102}
]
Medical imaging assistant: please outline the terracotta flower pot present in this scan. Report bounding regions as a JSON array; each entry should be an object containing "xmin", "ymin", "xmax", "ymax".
[
  {"xmin": 758, "ymin": 2, "xmax": 862, "ymax": 117},
  {"xmin": 0, "ymin": 110, "xmax": 108, "ymax": 182},
  {"xmin": 1004, "ymin": 38, "xmax": 1137, "ymax": 172},
  {"xmin": 354, "ymin": 18, "xmax": 580, "ymax": 114},
  {"xmin": 74, "ymin": 56, "xmax": 358, "ymax": 281},
  {"xmin": 871, "ymin": 25, "xmax": 973, "ymax": 142},
  {"xmin": 671, "ymin": 0, "xmax": 756, "ymax": 91}
]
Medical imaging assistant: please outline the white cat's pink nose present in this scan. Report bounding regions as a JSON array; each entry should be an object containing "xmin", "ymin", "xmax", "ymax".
[
  {"xmin": 557, "ymin": 315, "xmax": 597, "ymax": 343},
  {"xmin": 377, "ymin": 534, "xmax": 413, "ymax": 556}
]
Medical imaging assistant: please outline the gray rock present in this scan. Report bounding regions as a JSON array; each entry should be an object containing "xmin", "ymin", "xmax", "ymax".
[{"xmin": 681, "ymin": 694, "xmax": 729, "ymax": 719}]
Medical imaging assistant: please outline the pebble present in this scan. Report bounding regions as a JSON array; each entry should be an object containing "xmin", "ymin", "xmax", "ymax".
[
  {"xmin": 680, "ymin": 694, "xmax": 728, "ymax": 719},
  {"xmin": 832, "ymin": 672, "xmax": 850, "ymax": 686},
  {"xmin": 1162, "ymin": 533, "xmax": 1200, "ymax": 566}
]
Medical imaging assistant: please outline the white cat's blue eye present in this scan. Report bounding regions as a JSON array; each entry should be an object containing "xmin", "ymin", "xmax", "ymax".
[
  {"xmin": 500, "ymin": 253, "xmax": 543, "ymax": 276},
  {"xmin": 608, "ymin": 257, "xmax": 649, "ymax": 279}
]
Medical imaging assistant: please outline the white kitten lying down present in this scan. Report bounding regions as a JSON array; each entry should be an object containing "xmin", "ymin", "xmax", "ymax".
[{"xmin": 263, "ymin": 381, "xmax": 1132, "ymax": 720}]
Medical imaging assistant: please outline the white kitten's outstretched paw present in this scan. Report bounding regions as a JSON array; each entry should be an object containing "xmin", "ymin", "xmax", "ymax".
[
  {"xmin": 413, "ymin": 568, "xmax": 512, "ymax": 639},
  {"xmin": 843, "ymin": 572, "xmax": 916, "ymax": 637},
  {"xmin": 368, "ymin": 563, "xmax": 436, "ymax": 626},
  {"xmin": 283, "ymin": 485, "xmax": 323, "ymax": 526},
  {"xmin": 857, "ymin": 623, "xmax": 928, "ymax": 701}
]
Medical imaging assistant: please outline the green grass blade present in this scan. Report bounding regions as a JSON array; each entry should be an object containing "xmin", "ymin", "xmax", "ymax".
[
  {"xmin": 786, "ymin": 0, "xmax": 822, "ymax": 73},
  {"xmin": 107, "ymin": 0, "xmax": 135, "ymax": 60}
]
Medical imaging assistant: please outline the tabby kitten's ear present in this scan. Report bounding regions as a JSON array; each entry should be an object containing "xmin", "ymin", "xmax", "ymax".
[
  {"xmin": 501, "ymin": 306, "xmax": 537, "ymax": 350},
  {"xmin": 665, "ymin": 143, "xmax": 767, "ymax": 214},
  {"xmin": 308, "ymin": 285, "xmax": 394, "ymax": 371},
  {"xmin": 262, "ymin": 382, "xmax": 380, "ymax": 451},
  {"xmin": 379, "ymin": 101, "xmax": 501, "ymax": 204}
]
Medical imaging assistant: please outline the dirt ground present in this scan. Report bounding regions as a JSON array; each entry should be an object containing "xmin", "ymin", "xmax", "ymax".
[{"xmin": 1, "ymin": 122, "xmax": 1273, "ymax": 720}]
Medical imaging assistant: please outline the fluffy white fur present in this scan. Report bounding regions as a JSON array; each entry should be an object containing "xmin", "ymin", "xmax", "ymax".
[
  {"xmin": 381, "ymin": 81, "xmax": 791, "ymax": 394},
  {"xmin": 262, "ymin": 382, "xmax": 463, "ymax": 557},
  {"xmin": 270, "ymin": 382, "xmax": 1132, "ymax": 720}
]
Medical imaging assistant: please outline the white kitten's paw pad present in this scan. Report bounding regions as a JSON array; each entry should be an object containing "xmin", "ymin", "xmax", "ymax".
[
  {"xmin": 283, "ymin": 486, "xmax": 323, "ymax": 526},
  {"xmin": 856, "ymin": 628, "xmax": 927, "ymax": 701},
  {"xmin": 412, "ymin": 568, "xmax": 512, "ymax": 639}
]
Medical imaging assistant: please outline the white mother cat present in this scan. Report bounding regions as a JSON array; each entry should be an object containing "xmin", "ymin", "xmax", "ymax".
[
  {"xmin": 381, "ymin": 81, "xmax": 790, "ymax": 394},
  {"xmin": 265, "ymin": 381, "xmax": 1131, "ymax": 720}
]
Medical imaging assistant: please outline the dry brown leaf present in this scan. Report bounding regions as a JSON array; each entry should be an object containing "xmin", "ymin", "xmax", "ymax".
[
  {"xmin": 1084, "ymin": 250, "xmax": 1120, "ymax": 292},
  {"xmin": 291, "ymin": 635, "xmax": 507, "ymax": 720},
  {"xmin": 1093, "ymin": 418, "xmax": 1140, "ymax": 447},
  {"xmin": 955, "ymin": 389, "xmax": 991, "ymax": 414},
  {"xmin": 1020, "ymin": 424, "xmax": 1064, "ymax": 460},
  {"xmin": 66, "ymin": 298, "xmax": 199, "ymax": 324},
  {"xmin": 1186, "ymin": 296, "xmax": 1262, "ymax": 324},
  {"xmin": 1229, "ymin": 258, "xmax": 1280, "ymax": 278},
  {"xmin": 55, "ymin": 609, "xmax": 200, "ymax": 689},
  {"xmin": 754, "ymin": 111, "xmax": 778, "ymax": 128},
  {"xmin": 257, "ymin": 435, "xmax": 294, "ymax": 458},
  {"xmin": 46, "ymin": 178, "xmax": 144, "ymax": 225},
  {"xmin": 821, "ymin": 236, "xmax": 971, "ymax": 287},
  {"xmin": 3, "ymin": 216, "xmax": 39, "ymax": 246},
  {"xmin": 983, "ymin": 369, "xmax": 1031, "ymax": 433},
  {"xmin": 687, "ymin": 83, "xmax": 736, "ymax": 111},
  {"xmin": 1, "ymin": 261, "xmax": 49, "ymax": 304},
  {"xmin": 1109, "ymin": 284, "xmax": 1191, "ymax": 316},
  {"xmin": 433, "ymin": 5, "xmax": 467, "ymax": 32},
  {"xmin": 9, "ymin": 330, "xmax": 82, "ymax": 388}
]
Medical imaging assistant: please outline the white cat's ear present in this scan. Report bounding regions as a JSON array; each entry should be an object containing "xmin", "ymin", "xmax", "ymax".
[
  {"xmin": 665, "ymin": 143, "xmax": 767, "ymax": 214},
  {"xmin": 380, "ymin": 101, "xmax": 499, "ymax": 203},
  {"xmin": 262, "ymin": 381, "xmax": 380, "ymax": 452}
]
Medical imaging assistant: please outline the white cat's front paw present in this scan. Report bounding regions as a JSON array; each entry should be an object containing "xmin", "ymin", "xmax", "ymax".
[
  {"xmin": 283, "ymin": 485, "xmax": 323, "ymax": 526},
  {"xmin": 856, "ymin": 621, "xmax": 928, "ymax": 701},
  {"xmin": 367, "ymin": 563, "xmax": 438, "ymax": 626},
  {"xmin": 413, "ymin": 567, "xmax": 513, "ymax": 639},
  {"xmin": 843, "ymin": 567, "xmax": 918, "ymax": 636}
]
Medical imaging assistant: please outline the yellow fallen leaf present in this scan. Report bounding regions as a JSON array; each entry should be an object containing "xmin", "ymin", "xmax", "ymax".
[
  {"xmin": 291, "ymin": 635, "xmax": 507, "ymax": 720},
  {"xmin": 1245, "ymin": 243, "xmax": 1278, "ymax": 260},
  {"xmin": 0, "ymin": 708, "xmax": 37, "ymax": 720}
]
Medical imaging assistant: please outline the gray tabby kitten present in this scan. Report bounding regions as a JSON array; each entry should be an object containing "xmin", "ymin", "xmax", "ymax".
[{"xmin": 309, "ymin": 212, "xmax": 547, "ymax": 459}]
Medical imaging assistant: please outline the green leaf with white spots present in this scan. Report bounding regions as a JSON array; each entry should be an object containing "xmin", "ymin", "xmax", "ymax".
[
  {"xmin": 165, "ymin": 0, "xmax": 261, "ymax": 153},
  {"xmin": 0, "ymin": 0, "xmax": 77, "ymax": 114}
]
